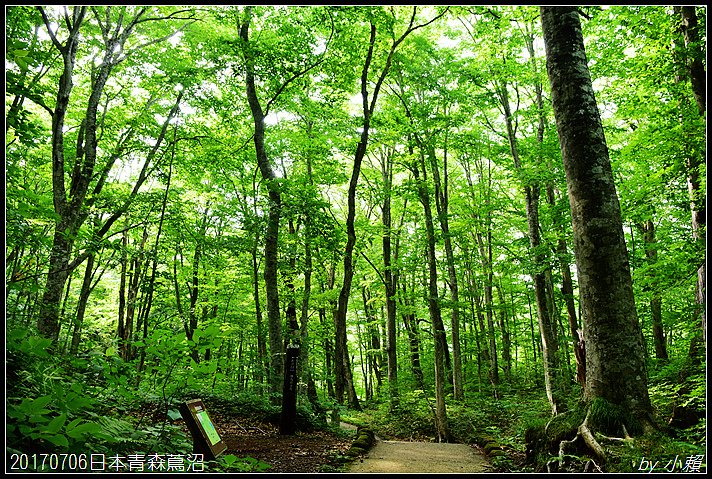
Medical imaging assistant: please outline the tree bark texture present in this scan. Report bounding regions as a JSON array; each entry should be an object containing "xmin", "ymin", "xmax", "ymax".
[{"xmin": 541, "ymin": 6, "xmax": 652, "ymax": 422}]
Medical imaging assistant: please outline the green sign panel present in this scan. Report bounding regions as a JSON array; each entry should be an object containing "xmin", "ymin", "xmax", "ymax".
[
  {"xmin": 196, "ymin": 410, "xmax": 221, "ymax": 445},
  {"xmin": 179, "ymin": 399, "xmax": 227, "ymax": 460}
]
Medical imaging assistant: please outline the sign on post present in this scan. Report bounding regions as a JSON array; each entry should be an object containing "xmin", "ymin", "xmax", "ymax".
[
  {"xmin": 179, "ymin": 399, "xmax": 227, "ymax": 460},
  {"xmin": 279, "ymin": 344, "xmax": 300, "ymax": 435}
]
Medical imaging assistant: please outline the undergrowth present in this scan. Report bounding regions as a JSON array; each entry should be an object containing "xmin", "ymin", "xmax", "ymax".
[
  {"xmin": 7, "ymin": 326, "xmax": 705, "ymax": 474},
  {"xmin": 6, "ymin": 329, "xmax": 274, "ymax": 473}
]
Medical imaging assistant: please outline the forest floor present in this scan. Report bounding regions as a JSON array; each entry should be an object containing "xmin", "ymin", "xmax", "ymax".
[
  {"xmin": 208, "ymin": 412, "xmax": 354, "ymax": 473},
  {"xmin": 204, "ymin": 410, "xmax": 490, "ymax": 473}
]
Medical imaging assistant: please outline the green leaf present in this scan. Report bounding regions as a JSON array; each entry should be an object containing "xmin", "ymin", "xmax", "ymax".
[
  {"xmin": 15, "ymin": 57, "xmax": 28, "ymax": 71},
  {"xmin": 28, "ymin": 337, "xmax": 52, "ymax": 357},
  {"xmin": 66, "ymin": 422, "xmax": 101, "ymax": 439},
  {"xmin": 65, "ymin": 418, "xmax": 82, "ymax": 432},
  {"xmin": 7, "ymin": 407, "xmax": 26, "ymax": 421},
  {"xmin": 43, "ymin": 434, "xmax": 69, "ymax": 447},
  {"xmin": 46, "ymin": 413, "xmax": 67, "ymax": 433},
  {"xmin": 67, "ymin": 395, "xmax": 93, "ymax": 411},
  {"xmin": 28, "ymin": 395, "xmax": 53, "ymax": 412},
  {"xmin": 167, "ymin": 409, "xmax": 183, "ymax": 421}
]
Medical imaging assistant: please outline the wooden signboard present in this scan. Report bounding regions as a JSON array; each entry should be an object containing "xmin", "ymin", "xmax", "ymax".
[
  {"xmin": 279, "ymin": 345, "xmax": 300, "ymax": 435},
  {"xmin": 179, "ymin": 399, "xmax": 227, "ymax": 460}
]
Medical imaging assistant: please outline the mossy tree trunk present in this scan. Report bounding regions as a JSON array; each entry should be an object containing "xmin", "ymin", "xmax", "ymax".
[{"xmin": 541, "ymin": 6, "xmax": 653, "ymax": 430}]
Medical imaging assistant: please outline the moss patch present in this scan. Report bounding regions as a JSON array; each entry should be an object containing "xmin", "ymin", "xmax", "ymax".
[
  {"xmin": 344, "ymin": 426, "xmax": 376, "ymax": 458},
  {"xmin": 524, "ymin": 408, "xmax": 587, "ymax": 470},
  {"xmin": 588, "ymin": 397, "xmax": 642, "ymax": 436}
]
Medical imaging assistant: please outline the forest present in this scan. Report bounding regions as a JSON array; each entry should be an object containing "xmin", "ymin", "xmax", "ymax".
[{"xmin": 5, "ymin": 5, "xmax": 706, "ymax": 474}]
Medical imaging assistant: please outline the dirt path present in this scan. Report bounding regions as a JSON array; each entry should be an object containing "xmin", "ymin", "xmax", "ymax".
[{"xmin": 347, "ymin": 439, "xmax": 490, "ymax": 473}]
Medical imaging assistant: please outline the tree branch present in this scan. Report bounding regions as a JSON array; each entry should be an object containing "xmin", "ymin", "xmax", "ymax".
[
  {"xmin": 37, "ymin": 7, "xmax": 65, "ymax": 51},
  {"xmin": 264, "ymin": 9, "xmax": 335, "ymax": 116}
]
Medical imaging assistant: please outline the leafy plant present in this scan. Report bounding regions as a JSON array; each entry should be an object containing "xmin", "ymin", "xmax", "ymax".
[{"xmin": 214, "ymin": 454, "xmax": 271, "ymax": 472}]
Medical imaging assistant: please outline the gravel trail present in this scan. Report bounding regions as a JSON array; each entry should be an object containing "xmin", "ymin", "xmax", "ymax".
[{"xmin": 347, "ymin": 439, "xmax": 489, "ymax": 473}]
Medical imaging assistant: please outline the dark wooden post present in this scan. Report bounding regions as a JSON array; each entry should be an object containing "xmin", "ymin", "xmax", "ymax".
[{"xmin": 279, "ymin": 344, "xmax": 300, "ymax": 435}]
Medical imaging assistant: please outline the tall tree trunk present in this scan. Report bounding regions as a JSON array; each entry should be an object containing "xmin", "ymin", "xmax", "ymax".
[
  {"xmin": 38, "ymin": 7, "xmax": 182, "ymax": 343},
  {"xmin": 69, "ymin": 251, "xmax": 99, "ymax": 355},
  {"xmin": 463, "ymin": 258, "xmax": 484, "ymax": 390},
  {"xmin": 637, "ymin": 220, "xmax": 668, "ymax": 360},
  {"xmin": 673, "ymin": 6, "xmax": 706, "ymax": 355},
  {"xmin": 475, "ymin": 230, "xmax": 499, "ymax": 391},
  {"xmin": 183, "ymin": 207, "xmax": 209, "ymax": 364},
  {"xmin": 413, "ymin": 151, "xmax": 449, "ymax": 442},
  {"xmin": 284, "ymin": 218, "xmax": 300, "ymax": 347},
  {"xmin": 36, "ymin": 6, "xmax": 86, "ymax": 342},
  {"xmin": 251, "ymin": 236, "xmax": 268, "ymax": 388},
  {"xmin": 118, "ymin": 230, "xmax": 128, "ymax": 356},
  {"xmin": 334, "ymin": 7, "xmax": 447, "ymax": 411},
  {"xmin": 318, "ymin": 275, "xmax": 336, "ymax": 400},
  {"xmin": 676, "ymin": 7, "xmax": 706, "ymax": 116},
  {"xmin": 459, "ymin": 158, "xmax": 492, "ymax": 389},
  {"xmin": 427, "ymin": 139, "xmax": 464, "ymax": 401},
  {"xmin": 240, "ymin": 8, "xmax": 284, "ymax": 400},
  {"xmin": 499, "ymin": 76, "xmax": 563, "ymax": 413},
  {"xmin": 298, "ymin": 153, "xmax": 318, "ymax": 410},
  {"xmin": 400, "ymin": 273, "xmax": 425, "ymax": 391},
  {"xmin": 379, "ymin": 146, "xmax": 400, "ymax": 410},
  {"xmin": 547, "ymin": 184, "xmax": 585, "ymax": 388},
  {"xmin": 495, "ymin": 279, "xmax": 512, "ymax": 382},
  {"xmin": 124, "ymin": 226, "xmax": 149, "ymax": 361},
  {"xmin": 137, "ymin": 141, "xmax": 174, "ymax": 374},
  {"xmin": 361, "ymin": 285, "xmax": 383, "ymax": 396},
  {"xmin": 541, "ymin": 6, "xmax": 653, "ymax": 430},
  {"xmin": 460, "ymin": 155, "xmax": 498, "ymax": 390},
  {"xmin": 300, "ymin": 226, "xmax": 321, "ymax": 415}
]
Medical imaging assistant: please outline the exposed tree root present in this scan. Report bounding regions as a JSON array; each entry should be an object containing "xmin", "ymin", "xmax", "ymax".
[
  {"xmin": 554, "ymin": 410, "xmax": 606, "ymax": 470},
  {"xmin": 595, "ymin": 424, "xmax": 635, "ymax": 448},
  {"xmin": 578, "ymin": 412, "xmax": 606, "ymax": 461},
  {"xmin": 557, "ymin": 408, "xmax": 646, "ymax": 471},
  {"xmin": 556, "ymin": 435, "xmax": 580, "ymax": 470},
  {"xmin": 583, "ymin": 459, "xmax": 603, "ymax": 473}
]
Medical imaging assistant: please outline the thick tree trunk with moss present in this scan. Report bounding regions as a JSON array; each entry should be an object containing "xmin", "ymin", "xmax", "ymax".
[{"xmin": 541, "ymin": 6, "xmax": 653, "ymax": 428}]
